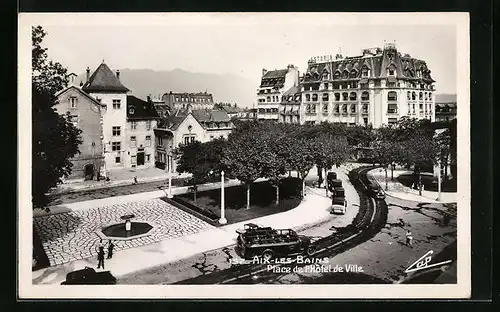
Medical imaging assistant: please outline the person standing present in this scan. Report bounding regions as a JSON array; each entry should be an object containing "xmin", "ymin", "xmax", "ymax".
[
  {"xmin": 107, "ymin": 241, "xmax": 115, "ymax": 259},
  {"xmin": 405, "ymin": 230, "xmax": 413, "ymax": 247},
  {"xmin": 97, "ymin": 246, "xmax": 105, "ymax": 269}
]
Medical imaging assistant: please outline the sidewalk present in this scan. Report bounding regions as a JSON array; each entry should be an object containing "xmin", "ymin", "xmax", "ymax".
[
  {"xmin": 367, "ymin": 168, "xmax": 457, "ymax": 203},
  {"xmin": 35, "ymin": 178, "xmax": 252, "ymax": 217},
  {"xmin": 53, "ymin": 167, "xmax": 192, "ymax": 194},
  {"xmin": 32, "ymin": 168, "xmax": 358, "ymax": 285}
]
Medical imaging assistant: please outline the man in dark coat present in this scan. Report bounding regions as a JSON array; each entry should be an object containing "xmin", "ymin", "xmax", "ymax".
[
  {"xmin": 107, "ymin": 241, "xmax": 115, "ymax": 259},
  {"xmin": 97, "ymin": 246, "xmax": 105, "ymax": 269}
]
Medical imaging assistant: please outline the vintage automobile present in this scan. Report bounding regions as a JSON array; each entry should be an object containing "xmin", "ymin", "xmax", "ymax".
[
  {"xmin": 331, "ymin": 196, "xmax": 347, "ymax": 214},
  {"xmin": 60, "ymin": 267, "xmax": 117, "ymax": 285},
  {"xmin": 375, "ymin": 189, "xmax": 386, "ymax": 200},
  {"xmin": 235, "ymin": 224, "xmax": 316, "ymax": 260}
]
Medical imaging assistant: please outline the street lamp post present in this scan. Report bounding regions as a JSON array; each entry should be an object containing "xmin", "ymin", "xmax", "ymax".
[
  {"xmin": 167, "ymin": 153, "xmax": 173, "ymax": 199},
  {"xmin": 437, "ymin": 159, "xmax": 442, "ymax": 201},
  {"xmin": 219, "ymin": 170, "xmax": 227, "ymax": 225}
]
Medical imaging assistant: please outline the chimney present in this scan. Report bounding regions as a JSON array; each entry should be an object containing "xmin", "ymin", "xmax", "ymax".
[
  {"xmin": 86, "ymin": 67, "xmax": 90, "ymax": 82},
  {"xmin": 116, "ymin": 70, "xmax": 120, "ymax": 80},
  {"xmin": 147, "ymin": 95, "xmax": 151, "ymax": 102},
  {"xmin": 262, "ymin": 68, "xmax": 267, "ymax": 76}
]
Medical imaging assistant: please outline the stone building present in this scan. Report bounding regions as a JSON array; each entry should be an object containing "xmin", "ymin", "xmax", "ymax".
[
  {"xmin": 154, "ymin": 108, "xmax": 233, "ymax": 173},
  {"xmin": 54, "ymin": 74, "xmax": 105, "ymax": 180},
  {"xmin": 158, "ymin": 91, "xmax": 214, "ymax": 116},
  {"xmin": 256, "ymin": 65, "xmax": 300, "ymax": 121},
  {"xmin": 299, "ymin": 43, "xmax": 436, "ymax": 127},
  {"xmin": 55, "ymin": 61, "xmax": 160, "ymax": 180},
  {"xmin": 126, "ymin": 95, "xmax": 160, "ymax": 169},
  {"xmin": 81, "ymin": 62, "xmax": 131, "ymax": 172}
]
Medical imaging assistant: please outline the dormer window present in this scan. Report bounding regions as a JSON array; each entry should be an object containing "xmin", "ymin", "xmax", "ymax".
[
  {"xmin": 322, "ymin": 72, "xmax": 329, "ymax": 80},
  {"xmin": 342, "ymin": 71, "xmax": 349, "ymax": 79},
  {"xmin": 361, "ymin": 68, "xmax": 369, "ymax": 78},
  {"xmin": 334, "ymin": 72, "xmax": 341, "ymax": 79},
  {"xmin": 129, "ymin": 107, "xmax": 135, "ymax": 115},
  {"xmin": 350, "ymin": 70, "xmax": 357, "ymax": 78},
  {"xmin": 388, "ymin": 69, "xmax": 395, "ymax": 76}
]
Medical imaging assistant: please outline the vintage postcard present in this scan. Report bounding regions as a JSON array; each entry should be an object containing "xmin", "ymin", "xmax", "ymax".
[{"xmin": 18, "ymin": 12, "xmax": 470, "ymax": 299}]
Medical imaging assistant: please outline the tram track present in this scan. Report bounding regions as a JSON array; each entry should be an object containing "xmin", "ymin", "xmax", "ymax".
[{"xmin": 174, "ymin": 165, "xmax": 388, "ymax": 284}]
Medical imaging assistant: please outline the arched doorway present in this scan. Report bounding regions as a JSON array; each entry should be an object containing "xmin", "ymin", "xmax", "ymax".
[{"xmin": 84, "ymin": 164, "xmax": 94, "ymax": 181}]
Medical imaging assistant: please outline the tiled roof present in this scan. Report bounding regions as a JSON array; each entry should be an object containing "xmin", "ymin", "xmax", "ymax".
[
  {"xmin": 82, "ymin": 63, "xmax": 129, "ymax": 93},
  {"xmin": 262, "ymin": 69, "xmax": 288, "ymax": 79},
  {"xmin": 160, "ymin": 108, "xmax": 231, "ymax": 131},
  {"xmin": 192, "ymin": 109, "xmax": 231, "ymax": 123},
  {"xmin": 302, "ymin": 46, "xmax": 434, "ymax": 82},
  {"xmin": 127, "ymin": 95, "xmax": 160, "ymax": 120},
  {"xmin": 223, "ymin": 106, "xmax": 244, "ymax": 114},
  {"xmin": 55, "ymin": 85, "xmax": 104, "ymax": 107}
]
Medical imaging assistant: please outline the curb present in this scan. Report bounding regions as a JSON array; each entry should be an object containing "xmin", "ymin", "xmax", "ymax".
[{"xmin": 366, "ymin": 169, "xmax": 457, "ymax": 204}]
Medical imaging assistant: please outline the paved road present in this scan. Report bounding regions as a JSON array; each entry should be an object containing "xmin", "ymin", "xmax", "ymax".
[{"xmin": 227, "ymin": 192, "xmax": 457, "ymax": 284}]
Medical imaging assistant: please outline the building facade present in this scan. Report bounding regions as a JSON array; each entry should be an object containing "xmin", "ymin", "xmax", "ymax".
[
  {"xmin": 154, "ymin": 108, "xmax": 233, "ymax": 173},
  {"xmin": 160, "ymin": 91, "xmax": 214, "ymax": 114},
  {"xmin": 257, "ymin": 65, "xmax": 300, "ymax": 121},
  {"xmin": 279, "ymin": 86, "xmax": 302, "ymax": 124},
  {"xmin": 54, "ymin": 75, "xmax": 105, "ymax": 180},
  {"xmin": 434, "ymin": 94, "xmax": 457, "ymax": 122},
  {"xmin": 125, "ymin": 95, "xmax": 160, "ymax": 169},
  {"xmin": 299, "ymin": 43, "xmax": 436, "ymax": 128},
  {"xmin": 55, "ymin": 61, "xmax": 161, "ymax": 180}
]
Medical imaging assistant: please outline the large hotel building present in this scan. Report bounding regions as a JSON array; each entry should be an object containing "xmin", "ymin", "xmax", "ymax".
[{"xmin": 257, "ymin": 43, "xmax": 436, "ymax": 128}]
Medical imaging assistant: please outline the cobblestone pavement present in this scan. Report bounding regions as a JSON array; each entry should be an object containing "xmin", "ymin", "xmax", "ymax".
[{"xmin": 33, "ymin": 198, "xmax": 213, "ymax": 266}]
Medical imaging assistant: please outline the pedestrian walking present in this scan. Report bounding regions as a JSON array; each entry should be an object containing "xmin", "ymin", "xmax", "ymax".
[
  {"xmin": 134, "ymin": 176, "xmax": 138, "ymax": 184},
  {"xmin": 98, "ymin": 239, "xmax": 104, "ymax": 249},
  {"xmin": 97, "ymin": 246, "xmax": 105, "ymax": 269},
  {"xmin": 107, "ymin": 240, "xmax": 115, "ymax": 259},
  {"xmin": 405, "ymin": 230, "xmax": 413, "ymax": 247}
]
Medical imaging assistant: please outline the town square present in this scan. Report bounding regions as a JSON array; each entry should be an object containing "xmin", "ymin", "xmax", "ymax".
[{"xmin": 19, "ymin": 13, "xmax": 471, "ymax": 299}]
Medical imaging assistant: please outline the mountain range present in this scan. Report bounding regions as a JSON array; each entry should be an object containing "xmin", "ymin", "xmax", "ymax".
[{"xmin": 77, "ymin": 68, "xmax": 257, "ymax": 108}]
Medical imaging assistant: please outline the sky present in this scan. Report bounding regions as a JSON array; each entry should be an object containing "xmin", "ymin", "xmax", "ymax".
[{"xmin": 32, "ymin": 13, "xmax": 459, "ymax": 94}]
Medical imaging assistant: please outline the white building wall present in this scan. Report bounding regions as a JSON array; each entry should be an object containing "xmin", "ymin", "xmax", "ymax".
[
  {"xmin": 125, "ymin": 119, "xmax": 157, "ymax": 169},
  {"xmin": 89, "ymin": 92, "xmax": 128, "ymax": 170}
]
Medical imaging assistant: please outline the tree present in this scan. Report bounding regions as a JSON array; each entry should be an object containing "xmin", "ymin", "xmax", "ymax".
[
  {"xmin": 286, "ymin": 137, "xmax": 315, "ymax": 198},
  {"xmin": 174, "ymin": 141, "xmax": 207, "ymax": 202},
  {"xmin": 174, "ymin": 138, "xmax": 227, "ymax": 202},
  {"xmin": 400, "ymin": 134, "xmax": 437, "ymax": 195},
  {"xmin": 222, "ymin": 132, "xmax": 264, "ymax": 209},
  {"xmin": 32, "ymin": 26, "xmax": 82, "ymax": 209},
  {"xmin": 312, "ymin": 133, "xmax": 352, "ymax": 192}
]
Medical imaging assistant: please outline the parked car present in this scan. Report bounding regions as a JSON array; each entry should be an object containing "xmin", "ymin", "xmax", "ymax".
[
  {"xmin": 60, "ymin": 267, "xmax": 117, "ymax": 285},
  {"xmin": 332, "ymin": 186, "xmax": 345, "ymax": 198},
  {"xmin": 331, "ymin": 197, "xmax": 347, "ymax": 214},
  {"xmin": 328, "ymin": 178, "xmax": 342, "ymax": 193},
  {"xmin": 235, "ymin": 225, "xmax": 316, "ymax": 260}
]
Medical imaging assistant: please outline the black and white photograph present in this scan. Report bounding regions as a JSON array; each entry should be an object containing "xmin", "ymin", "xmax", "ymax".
[{"xmin": 18, "ymin": 13, "xmax": 470, "ymax": 299}]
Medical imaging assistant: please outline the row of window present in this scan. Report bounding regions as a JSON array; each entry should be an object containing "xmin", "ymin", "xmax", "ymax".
[
  {"xmin": 302, "ymin": 91, "xmax": 433, "ymax": 102},
  {"xmin": 111, "ymin": 137, "xmax": 152, "ymax": 151},
  {"xmin": 68, "ymin": 97, "xmax": 122, "ymax": 109},
  {"xmin": 407, "ymin": 103, "xmax": 433, "ymax": 114},
  {"xmin": 306, "ymin": 104, "xmax": 370, "ymax": 114},
  {"xmin": 130, "ymin": 135, "xmax": 152, "ymax": 147},
  {"xmin": 113, "ymin": 154, "xmax": 151, "ymax": 164},
  {"xmin": 175, "ymin": 97, "xmax": 211, "ymax": 103},
  {"xmin": 407, "ymin": 91, "xmax": 433, "ymax": 101},
  {"xmin": 304, "ymin": 92, "xmax": 370, "ymax": 102},
  {"xmin": 258, "ymin": 108, "xmax": 279, "ymax": 114},
  {"xmin": 112, "ymin": 122, "xmax": 152, "ymax": 136}
]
